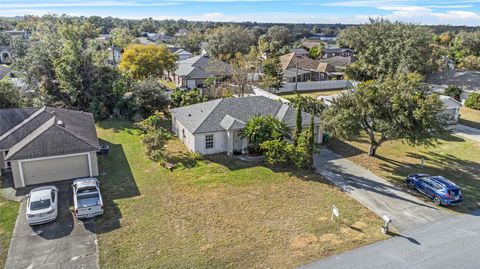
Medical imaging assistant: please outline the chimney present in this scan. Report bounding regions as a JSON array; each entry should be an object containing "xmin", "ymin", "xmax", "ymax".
[{"xmin": 57, "ymin": 120, "xmax": 64, "ymax": 127}]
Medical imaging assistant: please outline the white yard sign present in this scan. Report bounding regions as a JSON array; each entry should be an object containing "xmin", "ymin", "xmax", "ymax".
[{"xmin": 331, "ymin": 205, "xmax": 340, "ymax": 221}]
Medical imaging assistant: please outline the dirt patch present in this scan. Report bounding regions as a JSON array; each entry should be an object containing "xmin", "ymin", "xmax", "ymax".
[{"xmin": 290, "ymin": 233, "xmax": 318, "ymax": 250}]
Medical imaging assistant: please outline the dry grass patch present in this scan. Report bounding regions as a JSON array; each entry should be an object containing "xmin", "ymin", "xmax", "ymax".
[
  {"xmin": 95, "ymin": 120, "xmax": 386, "ymax": 268},
  {"xmin": 460, "ymin": 106, "xmax": 480, "ymax": 130}
]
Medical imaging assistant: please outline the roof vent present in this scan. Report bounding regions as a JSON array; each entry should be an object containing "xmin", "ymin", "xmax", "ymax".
[
  {"xmin": 188, "ymin": 114, "xmax": 192, "ymax": 117},
  {"xmin": 57, "ymin": 120, "xmax": 64, "ymax": 127}
]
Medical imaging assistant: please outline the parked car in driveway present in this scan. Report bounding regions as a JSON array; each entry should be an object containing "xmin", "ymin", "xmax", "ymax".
[
  {"xmin": 406, "ymin": 174, "xmax": 464, "ymax": 206},
  {"xmin": 72, "ymin": 178, "xmax": 104, "ymax": 219},
  {"xmin": 26, "ymin": 186, "xmax": 58, "ymax": 225}
]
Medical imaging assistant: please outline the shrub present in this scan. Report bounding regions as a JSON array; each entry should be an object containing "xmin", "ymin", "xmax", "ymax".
[
  {"xmin": 465, "ymin": 93, "xmax": 480, "ymax": 110},
  {"xmin": 443, "ymin": 85, "xmax": 462, "ymax": 102},
  {"xmin": 290, "ymin": 130, "xmax": 314, "ymax": 169},
  {"xmin": 243, "ymin": 115, "xmax": 289, "ymax": 153},
  {"xmin": 133, "ymin": 79, "xmax": 170, "ymax": 117},
  {"xmin": 260, "ymin": 139, "xmax": 290, "ymax": 166},
  {"xmin": 142, "ymin": 128, "xmax": 171, "ymax": 163}
]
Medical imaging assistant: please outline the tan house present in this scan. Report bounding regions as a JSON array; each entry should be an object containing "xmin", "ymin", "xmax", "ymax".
[
  {"xmin": 0, "ymin": 107, "xmax": 100, "ymax": 188},
  {"xmin": 279, "ymin": 52, "xmax": 331, "ymax": 82}
]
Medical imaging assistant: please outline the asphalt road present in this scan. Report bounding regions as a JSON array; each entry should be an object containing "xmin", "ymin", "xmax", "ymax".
[
  {"xmin": 314, "ymin": 148, "xmax": 452, "ymax": 232},
  {"xmin": 453, "ymin": 124, "xmax": 480, "ymax": 142},
  {"xmin": 301, "ymin": 210, "xmax": 480, "ymax": 269},
  {"xmin": 5, "ymin": 183, "xmax": 98, "ymax": 269}
]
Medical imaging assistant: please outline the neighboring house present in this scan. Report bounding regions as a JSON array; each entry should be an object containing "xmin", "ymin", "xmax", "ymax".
[
  {"xmin": 0, "ymin": 47, "xmax": 11, "ymax": 64},
  {"xmin": 4, "ymin": 30, "xmax": 28, "ymax": 39},
  {"xmin": 319, "ymin": 56, "xmax": 356, "ymax": 69},
  {"xmin": 135, "ymin": 37, "xmax": 155, "ymax": 45},
  {"xmin": 96, "ymin": 34, "xmax": 111, "ymax": 42},
  {"xmin": 0, "ymin": 65, "xmax": 12, "ymax": 79},
  {"xmin": 175, "ymin": 29, "xmax": 189, "ymax": 36},
  {"xmin": 289, "ymin": 48, "xmax": 309, "ymax": 56},
  {"xmin": 0, "ymin": 107, "xmax": 100, "ymax": 188},
  {"xmin": 171, "ymin": 54, "xmax": 233, "ymax": 89},
  {"xmin": 301, "ymin": 40, "xmax": 324, "ymax": 50},
  {"xmin": 426, "ymin": 69, "xmax": 480, "ymax": 102},
  {"xmin": 440, "ymin": 95, "xmax": 462, "ymax": 123},
  {"xmin": 173, "ymin": 48, "xmax": 193, "ymax": 61},
  {"xmin": 323, "ymin": 48, "xmax": 354, "ymax": 59},
  {"xmin": 199, "ymin": 41, "xmax": 209, "ymax": 55},
  {"xmin": 171, "ymin": 96, "xmax": 321, "ymax": 155},
  {"xmin": 279, "ymin": 53, "xmax": 329, "ymax": 82},
  {"xmin": 153, "ymin": 33, "xmax": 173, "ymax": 43}
]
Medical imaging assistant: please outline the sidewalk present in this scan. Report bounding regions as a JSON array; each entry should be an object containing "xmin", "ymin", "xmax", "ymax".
[{"xmin": 313, "ymin": 148, "xmax": 452, "ymax": 232}]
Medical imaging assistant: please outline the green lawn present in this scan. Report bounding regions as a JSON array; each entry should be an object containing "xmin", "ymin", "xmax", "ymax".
[
  {"xmin": 95, "ymin": 120, "xmax": 386, "ymax": 268},
  {"xmin": 460, "ymin": 106, "xmax": 480, "ymax": 130},
  {"xmin": 278, "ymin": 89, "xmax": 346, "ymax": 99},
  {"xmin": 328, "ymin": 135, "xmax": 480, "ymax": 212},
  {"xmin": 0, "ymin": 188, "xmax": 19, "ymax": 269}
]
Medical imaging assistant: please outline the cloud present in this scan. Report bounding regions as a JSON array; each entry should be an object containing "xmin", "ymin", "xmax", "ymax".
[{"xmin": 1, "ymin": 1, "xmax": 180, "ymax": 8}]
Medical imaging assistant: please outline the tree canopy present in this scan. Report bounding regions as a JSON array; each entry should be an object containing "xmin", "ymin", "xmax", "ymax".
[
  {"xmin": 322, "ymin": 73, "xmax": 449, "ymax": 156},
  {"xmin": 206, "ymin": 25, "xmax": 256, "ymax": 62},
  {"xmin": 339, "ymin": 18, "xmax": 437, "ymax": 81},
  {"xmin": 119, "ymin": 44, "xmax": 177, "ymax": 80}
]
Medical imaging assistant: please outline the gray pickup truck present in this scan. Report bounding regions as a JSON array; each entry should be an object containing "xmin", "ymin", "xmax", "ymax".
[{"xmin": 72, "ymin": 178, "xmax": 104, "ymax": 219}]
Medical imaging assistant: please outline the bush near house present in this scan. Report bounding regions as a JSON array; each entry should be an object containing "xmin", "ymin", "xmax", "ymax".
[
  {"xmin": 443, "ymin": 85, "xmax": 462, "ymax": 102},
  {"xmin": 465, "ymin": 93, "xmax": 480, "ymax": 110}
]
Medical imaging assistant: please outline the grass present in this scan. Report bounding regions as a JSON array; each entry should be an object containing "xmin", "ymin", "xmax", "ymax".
[
  {"xmin": 460, "ymin": 106, "xmax": 480, "ymax": 130},
  {"xmin": 0, "ymin": 184, "xmax": 19, "ymax": 269},
  {"xmin": 277, "ymin": 89, "xmax": 346, "ymax": 99},
  {"xmin": 328, "ymin": 135, "xmax": 480, "ymax": 212},
  {"xmin": 95, "ymin": 120, "xmax": 386, "ymax": 268}
]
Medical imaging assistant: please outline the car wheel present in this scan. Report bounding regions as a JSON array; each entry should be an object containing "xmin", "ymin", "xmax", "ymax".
[
  {"xmin": 407, "ymin": 181, "xmax": 416, "ymax": 190},
  {"xmin": 433, "ymin": 196, "xmax": 442, "ymax": 206}
]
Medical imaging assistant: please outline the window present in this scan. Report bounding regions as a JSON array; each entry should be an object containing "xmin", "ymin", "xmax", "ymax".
[{"xmin": 205, "ymin": 134, "xmax": 214, "ymax": 149}]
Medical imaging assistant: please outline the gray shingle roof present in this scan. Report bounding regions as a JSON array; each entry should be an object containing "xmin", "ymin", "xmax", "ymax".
[
  {"xmin": 171, "ymin": 96, "xmax": 319, "ymax": 134},
  {"xmin": 220, "ymin": 115, "xmax": 246, "ymax": 131},
  {"xmin": 426, "ymin": 70, "xmax": 480, "ymax": 92},
  {"xmin": 0, "ymin": 65, "xmax": 12, "ymax": 79},
  {"xmin": 319, "ymin": 56, "xmax": 356, "ymax": 68},
  {"xmin": 174, "ymin": 54, "xmax": 233, "ymax": 79},
  {"xmin": 0, "ymin": 107, "xmax": 100, "ymax": 160}
]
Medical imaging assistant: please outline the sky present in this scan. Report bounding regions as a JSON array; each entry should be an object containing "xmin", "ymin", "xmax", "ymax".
[{"xmin": 2, "ymin": 0, "xmax": 480, "ymax": 26}]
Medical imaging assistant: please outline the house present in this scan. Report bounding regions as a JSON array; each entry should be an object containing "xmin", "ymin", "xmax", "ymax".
[
  {"xmin": 0, "ymin": 47, "xmax": 11, "ymax": 64},
  {"xmin": 301, "ymin": 40, "xmax": 324, "ymax": 50},
  {"xmin": 319, "ymin": 56, "xmax": 356, "ymax": 69},
  {"xmin": 171, "ymin": 54, "xmax": 233, "ymax": 89},
  {"xmin": 440, "ymin": 95, "xmax": 462, "ymax": 123},
  {"xmin": 426, "ymin": 69, "xmax": 480, "ymax": 102},
  {"xmin": 0, "ymin": 107, "xmax": 100, "ymax": 188},
  {"xmin": 323, "ymin": 48, "xmax": 354, "ymax": 58},
  {"xmin": 173, "ymin": 48, "xmax": 192, "ymax": 61},
  {"xmin": 153, "ymin": 33, "xmax": 173, "ymax": 43},
  {"xmin": 135, "ymin": 37, "xmax": 155, "ymax": 45},
  {"xmin": 171, "ymin": 96, "xmax": 321, "ymax": 155},
  {"xmin": 279, "ymin": 53, "xmax": 329, "ymax": 82},
  {"xmin": 0, "ymin": 65, "xmax": 12, "ymax": 79},
  {"xmin": 4, "ymin": 30, "xmax": 28, "ymax": 39},
  {"xmin": 175, "ymin": 29, "xmax": 189, "ymax": 36},
  {"xmin": 289, "ymin": 48, "xmax": 309, "ymax": 56}
]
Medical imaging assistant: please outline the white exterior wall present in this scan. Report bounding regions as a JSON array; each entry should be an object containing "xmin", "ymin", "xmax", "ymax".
[
  {"xmin": 194, "ymin": 131, "xmax": 227, "ymax": 155},
  {"xmin": 171, "ymin": 116, "xmax": 196, "ymax": 152}
]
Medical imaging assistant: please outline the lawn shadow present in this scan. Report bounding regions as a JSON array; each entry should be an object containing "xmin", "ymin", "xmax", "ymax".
[
  {"xmin": 97, "ymin": 120, "xmax": 135, "ymax": 134},
  {"xmin": 327, "ymin": 138, "xmax": 366, "ymax": 158},
  {"xmin": 95, "ymin": 140, "xmax": 140, "ymax": 234}
]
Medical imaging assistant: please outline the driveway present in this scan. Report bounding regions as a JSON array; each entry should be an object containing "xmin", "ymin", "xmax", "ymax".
[
  {"xmin": 5, "ymin": 183, "xmax": 99, "ymax": 269},
  {"xmin": 453, "ymin": 124, "xmax": 480, "ymax": 142},
  {"xmin": 314, "ymin": 149, "xmax": 452, "ymax": 232},
  {"xmin": 301, "ymin": 210, "xmax": 480, "ymax": 269}
]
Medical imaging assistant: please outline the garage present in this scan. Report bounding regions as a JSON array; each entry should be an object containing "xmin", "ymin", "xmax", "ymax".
[{"xmin": 15, "ymin": 153, "xmax": 93, "ymax": 187}]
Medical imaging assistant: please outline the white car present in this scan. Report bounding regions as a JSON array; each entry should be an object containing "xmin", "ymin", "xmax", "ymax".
[
  {"xmin": 72, "ymin": 178, "xmax": 104, "ymax": 219},
  {"xmin": 26, "ymin": 186, "xmax": 58, "ymax": 225}
]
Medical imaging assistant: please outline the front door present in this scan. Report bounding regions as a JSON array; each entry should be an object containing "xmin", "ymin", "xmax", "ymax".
[{"xmin": 233, "ymin": 132, "xmax": 243, "ymax": 153}]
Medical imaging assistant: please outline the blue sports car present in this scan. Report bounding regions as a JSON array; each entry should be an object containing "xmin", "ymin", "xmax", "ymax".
[{"xmin": 406, "ymin": 174, "xmax": 463, "ymax": 206}]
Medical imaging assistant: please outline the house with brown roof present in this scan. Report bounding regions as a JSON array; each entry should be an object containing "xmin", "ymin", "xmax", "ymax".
[
  {"xmin": 0, "ymin": 107, "xmax": 100, "ymax": 188},
  {"xmin": 279, "ymin": 52, "xmax": 330, "ymax": 82}
]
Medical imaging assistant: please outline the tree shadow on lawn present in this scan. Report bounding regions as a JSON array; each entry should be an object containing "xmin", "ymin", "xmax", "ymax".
[
  {"xmin": 97, "ymin": 120, "xmax": 135, "ymax": 135},
  {"xmin": 377, "ymin": 151, "xmax": 480, "ymax": 214},
  {"xmin": 327, "ymin": 138, "xmax": 366, "ymax": 158},
  {"xmin": 95, "ymin": 139, "xmax": 140, "ymax": 234}
]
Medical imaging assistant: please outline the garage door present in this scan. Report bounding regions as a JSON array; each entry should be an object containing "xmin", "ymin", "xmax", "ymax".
[{"xmin": 22, "ymin": 154, "xmax": 90, "ymax": 186}]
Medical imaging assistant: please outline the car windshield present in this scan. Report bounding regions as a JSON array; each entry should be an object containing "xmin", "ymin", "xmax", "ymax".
[{"xmin": 30, "ymin": 199, "xmax": 51, "ymax": 211}]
